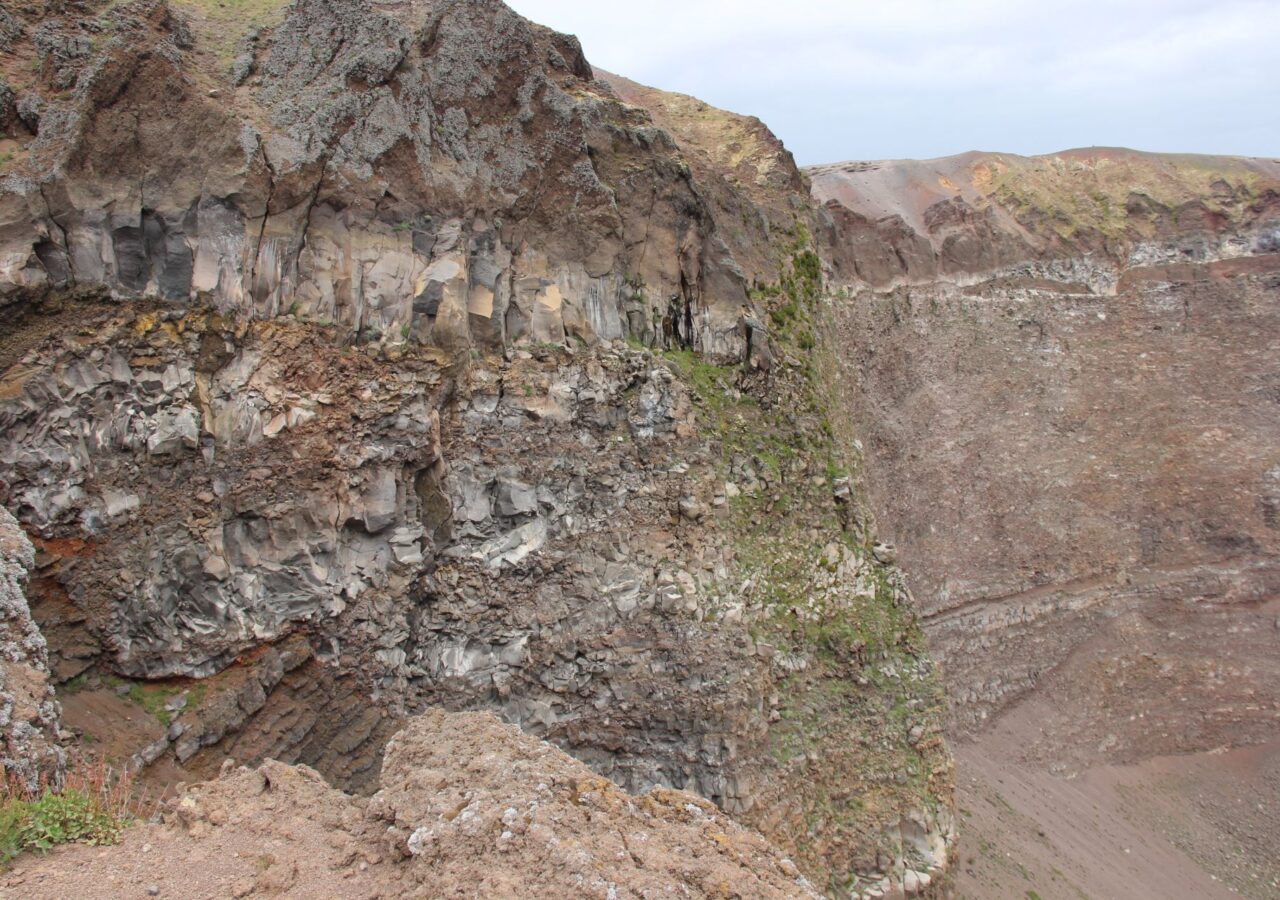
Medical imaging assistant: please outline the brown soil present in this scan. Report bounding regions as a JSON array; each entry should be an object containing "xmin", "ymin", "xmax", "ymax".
[
  {"xmin": 59, "ymin": 687, "xmax": 199, "ymax": 800},
  {"xmin": 60, "ymin": 689, "xmax": 164, "ymax": 757},
  {"xmin": 951, "ymin": 725, "xmax": 1280, "ymax": 899},
  {"xmin": 3, "ymin": 709, "xmax": 818, "ymax": 899}
]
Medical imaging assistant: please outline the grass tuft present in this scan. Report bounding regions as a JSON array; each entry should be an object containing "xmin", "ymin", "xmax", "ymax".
[{"xmin": 1, "ymin": 760, "xmax": 139, "ymax": 865}]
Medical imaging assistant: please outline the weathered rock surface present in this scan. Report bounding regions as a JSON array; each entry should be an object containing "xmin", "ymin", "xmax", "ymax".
[
  {"xmin": 0, "ymin": 4, "xmax": 955, "ymax": 893},
  {"xmin": 0, "ymin": 3, "xmax": 962, "ymax": 896},
  {"xmin": 806, "ymin": 147, "xmax": 1280, "ymax": 898},
  {"xmin": 815, "ymin": 149, "xmax": 1280, "ymax": 753},
  {"xmin": 811, "ymin": 149, "xmax": 1280, "ymax": 290},
  {"xmin": 17, "ymin": 0, "xmax": 1274, "ymax": 893},
  {"xmin": 11, "ymin": 0, "xmax": 1270, "ymax": 893},
  {"xmin": 1, "ymin": 294, "xmax": 952, "ymax": 894},
  {"xmin": 598, "ymin": 70, "xmax": 809, "ymax": 288},
  {"xmin": 0, "ymin": 0, "xmax": 771, "ymax": 360},
  {"xmin": 0, "ymin": 504, "xmax": 64, "ymax": 790},
  {"xmin": 2, "ymin": 301, "xmax": 448, "ymax": 680},
  {"xmin": 8, "ymin": 708, "xmax": 820, "ymax": 898}
]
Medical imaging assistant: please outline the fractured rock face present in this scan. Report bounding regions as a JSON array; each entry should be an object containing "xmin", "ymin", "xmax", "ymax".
[
  {"xmin": 0, "ymin": 0, "xmax": 766, "ymax": 360},
  {"xmin": 0, "ymin": 295, "xmax": 953, "ymax": 891},
  {"xmin": 0, "ymin": 304, "xmax": 447, "ymax": 678},
  {"xmin": 0, "ymin": 505, "xmax": 64, "ymax": 790},
  {"xmin": 0, "ymin": 2, "xmax": 956, "ymax": 892}
]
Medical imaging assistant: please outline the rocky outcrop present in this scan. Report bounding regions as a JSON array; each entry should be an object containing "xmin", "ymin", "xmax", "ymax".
[
  {"xmin": 13, "ymin": 0, "xmax": 1275, "ymax": 893},
  {"xmin": 0, "ymin": 2, "xmax": 955, "ymax": 894},
  {"xmin": 0, "ymin": 0, "xmax": 772, "ymax": 360},
  {"xmin": 815, "ymin": 149, "xmax": 1280, "ymax": 755},
  {"xmin": 598, "ymin": 70, "xmax": 810, "ymax": 288},
  {"xmin": 2, "ymin": 292, "xmax": 953, "ymax": 893},
  {"xmin": 810, "ymin": 149, "xmax": 1280, "ymax": 290},
  {"xmin": 9, "ymin": 708, "xmax": 820, "ymax": 898},
  {"xmin": 1, "ymin": 300, "xmax": 447, "ymax": 680},
  {"xmin": 0, "ymin": 505, "xmax": 64, "ymax": 790}
]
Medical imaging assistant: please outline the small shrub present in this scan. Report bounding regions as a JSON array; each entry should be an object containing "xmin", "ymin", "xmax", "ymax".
[
  {"xmin": 0, "ymin": 760, "xmax": 138, "ymax": 864},
  {"xmin": 770, "ymin": 300, "xmax": 799, "ymax": 328}
]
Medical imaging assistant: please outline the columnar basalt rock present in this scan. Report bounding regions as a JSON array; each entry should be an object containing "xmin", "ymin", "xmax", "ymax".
[
  {"xmin": 11, "ymin": 0, "xmax": 1275, "ymax": 894},
  {"xmin": 0, "ymin": 0, "xmax": 764, "ymax": 360}
]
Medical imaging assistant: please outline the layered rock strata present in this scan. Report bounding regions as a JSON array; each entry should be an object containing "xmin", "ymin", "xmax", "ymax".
[
  {"xmin": 0, "ymin": 0, "xmax": 775, "ymax": 359},
  {"xmin": 813, "ymin": 150, "xmax": 1280, "ymax": 754},
  {"xmin": 1, "ymin": 293, "xmax": 953, "ymax": 895},
  {"xmin": 0, "ymin": 1, "xmax": 953, "ymax": 895}
]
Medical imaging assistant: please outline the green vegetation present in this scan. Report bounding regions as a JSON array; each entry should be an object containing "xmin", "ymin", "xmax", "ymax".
[
  {"xmin": 1, "ymin": 762, "xmax": 136, "ymax": 864},
  {"xmin": 654, "ymin": 221, "xmax": 949, "ymax": 890},
  {"xmin": 661, "ymin": 349, "xmax": 740, "ymax": 415},
  {"xmin": 751, "ymin": 224, "xmax": 824, "ymax": 364},
  {"xmin": 88, "ymin": 675, "xmax": 198, "ymax": 729},
  {"xmin": 125, "ymin": 683, "xmax": 183, "ymax": 728},
  {"xmin": 168, "ymin": 0, "xmax": 292, "ymax": 64},
  {"xmin": 984, "ymin": 154, "xmax": 1265, "ymax": 242},
  {"xmin": 60, "ymin": 673, "xmax": 89, "ymax": 694}
]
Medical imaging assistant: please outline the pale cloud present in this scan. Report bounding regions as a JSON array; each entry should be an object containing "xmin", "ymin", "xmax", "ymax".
[{"xmin": 506, "ymin": 0, "xmax": 1280, "ymax": 163}]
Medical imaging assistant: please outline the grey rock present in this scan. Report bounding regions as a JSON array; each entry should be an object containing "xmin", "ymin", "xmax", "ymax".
[
  {"xmin": 0, "ymin": 506, "xmax": 65, "ymax": 790},
  {"xmin": 494, "ymin": 480, "xmax": 538, "ymax": 518}
]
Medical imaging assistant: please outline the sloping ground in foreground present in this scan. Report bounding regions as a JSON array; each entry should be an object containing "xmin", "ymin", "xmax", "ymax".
[{"xmin": 3, "ymin": 708, "xmax": 818, "ymax": 899}]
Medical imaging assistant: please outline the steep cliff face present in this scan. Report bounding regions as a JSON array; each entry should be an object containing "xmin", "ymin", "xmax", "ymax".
[
  {"xmin": 1, "ymin": 0, "xmax": 764, "ymax": 359},
  {"xmin": 814, "ymin": 149, "xmax": 1280, "ymax": 897},
  {"xmin": 1, "ymin": 273, "xmax": 953, "ymax": 898},
  {"xmin": 814, "ymin": 149, "xmax": 1280, "ymax": 748},
  {"xmin": 597, "ymin": 70, "xmax": 810, "ymax": 288},
  {"xmin": 0, "ymin": 2, "xmax": 952, "ymax": 896},
  {"xmin": 6, "ymin": 0, "xmax": 1274, "ymax": 895}
]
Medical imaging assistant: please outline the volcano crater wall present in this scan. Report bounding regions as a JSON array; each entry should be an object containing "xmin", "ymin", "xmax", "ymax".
[
  {"xmin": 0, "ymin": 3, "xmax": 957, "ymax": 895},
  {"xmin": 814, "ymin": 151, "xmax": 1280, "ymax": 764}
]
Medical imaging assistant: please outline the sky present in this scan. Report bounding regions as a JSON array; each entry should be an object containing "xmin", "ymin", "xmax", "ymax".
[{"xmin": 506, "ymin": 0, "xmax": 1280, "ymax": 166}]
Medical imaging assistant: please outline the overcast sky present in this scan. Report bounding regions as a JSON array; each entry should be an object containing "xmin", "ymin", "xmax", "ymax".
[{"xmin": 506, "ymin": 0, "xmax": 1280, "ymax": 166}]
